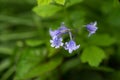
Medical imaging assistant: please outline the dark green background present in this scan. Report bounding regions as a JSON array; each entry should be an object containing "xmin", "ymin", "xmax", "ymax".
[{"xmin": 0, "ymin": 0, "xmax": 120, "ymax": 80}]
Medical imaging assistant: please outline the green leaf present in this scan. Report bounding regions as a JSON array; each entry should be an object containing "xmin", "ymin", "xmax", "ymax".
[
  {"xmin": 80, "ymin": 46, "xmax": 106, "ymax": 67},
  {"xmin": 113, "ymin": 0, "xmax": 119, "ymax": 8},
  {"xmin": 61, "ymin": 58, "xmax": 81, "ymax": 73},
  {"xmin": 107, "ymin": 9, "xmax": 120, "ymax": 27},
  {"xmin": 0, "ymin": 59, "xmax": 11, "ymax": 72},
  {"xmin": 37, "ymin": 0, "xmax": 52, "ymax": 6},
  {"xmin": 94, "ymin": 66, "xmax": 114, "ymax": 72},
  {"xmin": 48, "ymin": 47, "xmax": 57, "ymax": 57},
  {"xmin": 89, "ymin": 34, "xmax": 116, "ymax": 46},
  {"xmin": 15, "ymin": 48, "xmax": 46, "ymax": 80},
  {"xmin": 25, "ymin": 39, "xmax": 44, "ymax": 47},
  {"xmin": 0, "ymin": 31, "xmax": 38, "ymax": 41},
  {"xmin": 67, "ymin": 0, "xmax": 83, "ymax": 7},
  {"xmin": 0, "ymin": 15, "xmax": 34, "ymax": 26},
  {"xmin": 33, "ymin": 0, "xmax": 83, "ymax": 18},
  {"xmin": 23, "ymin": 57, "xmax": 62, "ymax": 79},
  {"xmin": 1, "ymin": 66, "xmax": 14, "ymax": 80},
  {"xmin": 0, "ymin": 46, "xmax": 13, "ymax": 55},
  {"xmin": 55, "ymin": 0, "xmax": 65, "ymax": 5},
  {"xmin": 33, "ymin": 5, "xmax": 61, "ymax": 18}
]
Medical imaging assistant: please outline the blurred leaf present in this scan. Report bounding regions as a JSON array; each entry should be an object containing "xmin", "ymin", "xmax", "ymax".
[
  {"xmin": 61, "ymin": 58, "xmax": 81, "ymax": 73},
  {"xmin": 113, "ymin": 0, "xmax": 119, "ymax": 8},
  {"xmin": 0, "ymin": 31, "xmax": 38, "ymax": 41},
  {"xmin": 37, "ymin": 0, "xmax": 52, "ymax": 6},
  {"xmin": 15, "ymin": 48, "xmax": 46, "ymax": 80},
  {"xmin": 33, "ymin": 0, "xmax": 83, "ymax": 18},
  {"xmin": 107, "ymin": 71, "xmax": 120, "ymax": 80},
  {"xmin": 89, "ymin": 34, "xmax": 116, "ymax": 46},
  {"xmin": 0, "ymin": 59, "xmax": 11, "ymax": 72},
  {"xmin": 33, "ymin": 5, "xmax": 62, "ymax": 18},
  {"xmin": 1, "ymin": 66, "xmax": 14, "ymax": 80},
  {"xmin": 101, "ymin": 0, "xmax": 113, "ymax": 14},
  {"xmin": 107, "ymin": 9, "xmax": 120, "ymax": 27},
  {"xmin": 69, "ymin": 10, "xmax": 85, "ymax": 28},
  {"xmin": 55, "ymin": 0, "xmax": 65, "ymax": 5},
  {"xmin": 79, "ymin": 71, "xmax": 103, "ymax": 80},
  {"xmin": 0, "ymin": 46, "xmax": 13, "ymax": 55},
  {"xmin": 67, "ymin": 0, "xmax": 83, "ymax": 7},
  {"xmin": 94, "ymin": 66, "xmax": 114, "ymax": 72},
  {"xmin": 115, "ymin": 46, "xmax": 120, "ymax": 62},
  {"xmin": 23, "ymin": 57, "xmax": 62, "ymax": 79},
  {"xmin": 81, "ymin": 46, "xmax": 106, "ymax": 67},
  {"xmin": 48, "ymin": 47, "xmax": 57, "ymax": 57},
  {"xmin": 0, "ymin": 15, "xmax": 34, "ymax": 26},
  {"xmin": 0, "ymin": 23, "xmax": 9, "ymax": 30},
  {"xmin": 0, "ymin": 0, "xmax": 35, "ymax": 5},
  {"xmin": 25, "ymin": 39, "xmax": 44, "ymax": 47}
]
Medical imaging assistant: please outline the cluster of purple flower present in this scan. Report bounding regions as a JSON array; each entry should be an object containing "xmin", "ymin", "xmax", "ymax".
[
  {"xmin": 49, "ymin": 22, "xmax": 98, "ymax": 53},
  {"xmin": 86, "ymin": 21, "xmax": 98, "ymax": 37}
]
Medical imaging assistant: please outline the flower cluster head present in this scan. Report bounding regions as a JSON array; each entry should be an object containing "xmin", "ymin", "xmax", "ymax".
[
  {"xmin": 49, "ymin": 22, "xmax": 80, "ymax": 53},
  {"xmin": 49, "ymin": 21, "xmax": 98, "ymax": 53},
  {"xmin": 64, "ymin": 40, "xmax": 80, "ymax": 53},
  {"xmin": 86, "ymin": 21, "xmax": 98, "ymax": 37},
  {"xmin": 50, "ymin": 37, "xmax": 63, "ymax": 48},
  {"xmin": 49, "ymin": 23, "xmax": 68, "ymax": 38}
]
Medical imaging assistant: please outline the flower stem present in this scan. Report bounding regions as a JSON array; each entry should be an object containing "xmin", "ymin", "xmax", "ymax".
[{"xmin": 69, "ymin": 31, "xmax": 73, "ymax": 40}]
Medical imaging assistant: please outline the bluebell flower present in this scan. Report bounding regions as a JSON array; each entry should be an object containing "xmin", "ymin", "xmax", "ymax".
[
  {"xmin": 49, "ymin": 23, "xmax": 68, "ymax": 38},
  {"xmin": 50, "ymin": 37, "xmax": 64, "ymax": 48},
  {"xmin": 64, "ymin": 40, "xmax": 80, "ymax": 53},
  {"xmin": 86, "ymin": 21, "xmax": 98, "ymax": 37},
  {"xmin": 59, "ymin": 22, "xmax": 68, "ymax": 34},
  {"xmin": 49, "ymin": 22, "xmax": 80, "ymax": 53},
  {"xmin": 49, "ymin": 29, "xmax": 60, "ymax": 38},
  {"xmin": 58, "ymin": 26, "xmax": 68, "ymax": 34}
]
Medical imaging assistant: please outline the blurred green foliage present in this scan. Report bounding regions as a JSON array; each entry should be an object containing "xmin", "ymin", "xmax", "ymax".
[{"xmin": 0, "ymin": 0, "xmax": 120, "ymax": 80}]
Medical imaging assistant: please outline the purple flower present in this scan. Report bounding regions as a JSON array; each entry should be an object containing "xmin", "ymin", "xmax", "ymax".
[
  {"xmin": 49, "ymin": 22, "xmax": 81, "ymax": 53},
  {"xmin": 64, "ymin": 40, "xmax": 80, "ymax": 53},
  {"xmin": 49, "ymin": 29, "xmax": 60, "ymax": 38},
  {"xmin": 50, "ymin": 37, "xmax": 63, "ymax": 48},
  {"xmin": 58, "ymin": 26, "xmax": 68, "ymax": 34},
  {"xmin": 49, "ymin": 23, "xmax": 68, "ymax": 38},
  {"xmin": 86, "ymin": 21, "xmax": 98, "ymax": 37},
  {"xmin": 59, "ymin": 22, "xmax": 68, "ymax": 34}
]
